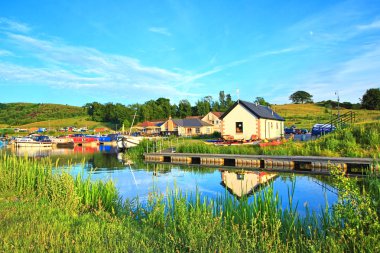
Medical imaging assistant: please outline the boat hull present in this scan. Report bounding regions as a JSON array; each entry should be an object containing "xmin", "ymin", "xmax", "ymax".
[
  {"xmin": 117, "ymin": 136, "xmax": 143, "ymax": 150},
  {"xmin": 16, "ymin": 142, "xmax": 52, "ymax": 147}
]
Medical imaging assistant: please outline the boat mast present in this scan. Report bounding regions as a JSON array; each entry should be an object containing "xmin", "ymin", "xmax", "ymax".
[{"xmin": 129, "ymin": 111, "xmax": 137, "ymax": 135}]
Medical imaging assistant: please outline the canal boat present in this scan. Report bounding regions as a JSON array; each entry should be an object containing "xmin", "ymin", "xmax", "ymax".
[
  {"xmin": 51, "ymin": 136, "xmax": 75, "ymax": 148},
  {"xmin": 70, "ymin": 134, "xmax": 99, "ymax": 146},
  {"xmin": 15, "ymin": 136, "xmax": 53, "ymax": 147}
]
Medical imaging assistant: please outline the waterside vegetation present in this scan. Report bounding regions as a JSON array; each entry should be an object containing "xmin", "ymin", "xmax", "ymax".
[
  {"xmin": 132, "ymin": 122, "xmax": 380, "ymax": 159},
  {"xmin": 1, "ymin": 154, "xmax": 380, "ymax": 251}
]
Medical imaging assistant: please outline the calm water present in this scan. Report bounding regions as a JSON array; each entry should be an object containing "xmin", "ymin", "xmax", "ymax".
[{"xmin": 1, "ymin": 145, "xmax": 338, "ymax": 214}]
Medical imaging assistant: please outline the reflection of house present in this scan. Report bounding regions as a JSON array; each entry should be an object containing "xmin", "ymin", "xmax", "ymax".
[
  {"xmin": 201, "ymin": 112, "xmax": 223, "ymax": 133},
  {"xmin": 220, "ymin": 100, "xmax": 285, "ymax": 141},
  {"xmin": 135, "ymin": 121, "xmax": 164, "ymax": 136},
  {"xmin": 220, "ymin": 170, "xmax": 276, "ymax": 198},
  {"xmin": 160, "ymin": 117, "xmax": 214, "ymax": 136}
]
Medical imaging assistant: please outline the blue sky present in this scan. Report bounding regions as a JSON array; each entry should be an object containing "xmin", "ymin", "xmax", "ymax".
[{"xmin": 0, "ymin": 0, "xmax": 380, "ymax": 106}]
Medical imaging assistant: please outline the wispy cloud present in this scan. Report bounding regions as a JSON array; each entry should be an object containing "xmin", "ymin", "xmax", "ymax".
[
  {"xmin": 0, "ymin": 17, "xmax": 30, "ymax": 33},
  {"xmin": 187, "ymin": 46, "xmax": 304, "ymax": 82},
  {"xmin": 0, "ymin": 30, "xmax": 198, "ymax": 101},
  {"xmin": 148, "ymin": 27, "xmax": 172, "ymax": 36},
  {"xmin": 0, "ymin": 49, "xmax": 13, "ymax": 57},
  {"xmin": 357, "ymin": 19, "xmax": 380, "ymax": 30}
]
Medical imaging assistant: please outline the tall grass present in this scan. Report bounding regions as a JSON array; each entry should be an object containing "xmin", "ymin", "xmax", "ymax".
[
  {"xmin": 174, "ymin": 122, "xmax": 380, "ymax": 158},
  {"xmin": 0, "ymin": 155, "xmax": 119, "ymax": 213},
  {"xmin": 1, "ymin": 154, "xmax": 379, "ymax": 251}
]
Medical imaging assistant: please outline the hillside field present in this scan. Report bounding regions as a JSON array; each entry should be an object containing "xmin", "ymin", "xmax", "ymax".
[
  {"xmin": 0, "ymin": 103, "xmax": 86, "ymax": 126},
  {"xmin": 272, "ymin": 103, "xmax": 380, "ymax": 129}
]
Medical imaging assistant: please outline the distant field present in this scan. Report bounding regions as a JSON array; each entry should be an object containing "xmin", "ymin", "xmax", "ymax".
[{"xmin": 272, "ymin": 103, "xmax": 380, "ymax": 129}]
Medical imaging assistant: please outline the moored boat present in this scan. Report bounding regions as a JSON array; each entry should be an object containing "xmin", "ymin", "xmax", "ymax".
[
  {"xmin": 70, "ymin": 134, "xmax": 99, "ymax": 146},
  {"xmin": 15, "ymin": 136, "xmax": 53, "ymax": 147},
  {"xmin": 117, "ymin": 135, "xmax": 143, "ymax": 150},
  {"xmin": 51, "ymin": 136, "xmax": 75, "ymax": 148}
]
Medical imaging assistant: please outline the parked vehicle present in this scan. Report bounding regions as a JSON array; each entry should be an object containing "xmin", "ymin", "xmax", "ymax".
[
  {"xmin": 284, "ymin": 127, "xmax": 296, "ymax": 134},
  {"xmin": 311, "ymin": 124, "xmax": 336, "ymax": 136}
]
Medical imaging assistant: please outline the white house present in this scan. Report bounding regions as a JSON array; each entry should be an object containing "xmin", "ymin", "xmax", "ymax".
[
  {"xmin": 220, "ymin": 100, "xmax": 285, "ymax": 140},
  {"xmin": 201, "ymin": 111, "xmax": 223, "ymax": 133}
]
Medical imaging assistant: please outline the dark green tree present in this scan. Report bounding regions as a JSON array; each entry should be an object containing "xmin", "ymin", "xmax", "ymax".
[
  {"xmin": 361, "ymin": 88, "xmax": 380, "ymax": 110},
  {"xmin": 178, "ymin": 100, "xmax": 192, "ymax": 118},
  {"xmin": 289, "ymin": 91, "xmax": 313, "ymax": 104},
  {"xmin": 254, "ymin": 97, "xmax": 271, "ymax": 106}
]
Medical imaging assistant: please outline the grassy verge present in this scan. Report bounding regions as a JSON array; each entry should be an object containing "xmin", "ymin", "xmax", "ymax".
[
  {"xmin": 1, "ymin": 155, "xmax": 380, "ymax": 252},
  {"xmin": 170, "ymin": 122, "xmax": 379, "ymax": 158}
]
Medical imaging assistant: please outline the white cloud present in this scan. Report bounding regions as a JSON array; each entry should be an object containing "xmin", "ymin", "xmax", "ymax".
[
  {"xmin": 148, "ymin": 27, "xmax": 172, "ymax": 36},
  {"xmin": 0, "ymin": 31, "xmax": 199, "ymax": 101},
  {"xmin": 0, "ymin": 17, "xmax": 30, "ymax": 33},
  {"xmin": 0, "ymin": 49, "xmax": 13, "ymax": 56},
  {"xmin": 357, "ymin": 19, "xmax": 380, "ymax": 30}
]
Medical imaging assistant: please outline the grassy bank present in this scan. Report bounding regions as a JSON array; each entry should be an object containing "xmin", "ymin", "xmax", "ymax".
[
  {"xmin": 1, "ymin": 155, "xmax": 380, "ymax": 251},
  {"xmin": 272, "ymin": 103, "xmax": 380, "ymax": 128},
  {"xmin": 172, "ymin": 122, "xmax": 380, "ymax": 158}
]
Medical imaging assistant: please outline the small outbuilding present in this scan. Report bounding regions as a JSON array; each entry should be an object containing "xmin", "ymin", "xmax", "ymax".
[{"xmin": 220, "ymin": 100, "xmax": 285, "ymax": 140}]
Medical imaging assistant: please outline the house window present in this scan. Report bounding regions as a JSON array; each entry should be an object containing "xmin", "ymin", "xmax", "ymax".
[
  {"xmin": 236, "ymin": 122, "xmax": 243, "ymax": 133},
  {"xmin": 206, "ymin": 127, "xmax": 210, "ymax": 134},
  {"xmin": 196, "ymin": 128, "xmax": 200, "ymax": 134},
  {"xmin": 276, "ymin": 122, "xmax": 279, "ymax": 129},
  {"xmin": 271, "ymin": 122, "xmax": 273, "ymax": 129}
]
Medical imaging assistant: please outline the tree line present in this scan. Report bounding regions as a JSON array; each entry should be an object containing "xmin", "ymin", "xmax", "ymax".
[
  {"xmin": 83, "ymin": 91, "xmax": 236, "ymax": 127},
  {"xmin": 289, "ymin": 88, "xmax": 380, "ymax": 110}
]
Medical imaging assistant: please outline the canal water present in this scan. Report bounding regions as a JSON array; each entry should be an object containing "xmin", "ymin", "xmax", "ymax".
[{"xmin": 1, "ymin": 146, "xmax": 338, "ymax": 215}]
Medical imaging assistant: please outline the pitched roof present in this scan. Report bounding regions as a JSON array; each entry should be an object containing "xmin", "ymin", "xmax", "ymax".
[
  {"xmin": 210, "ymin": 111, "xmax": 223, "ymax": 118},
  {"xmin": 185, "ymin": 116, "xmax": 202, "ymax": 119},
  {"xmin": 172, "ymin": 118, "xmax": 214, "ymax": 127},
  {"xmin": 220, "ymin": 100, "xmax": 285, "ymax": 121},
  {"xmin": 138, "ymin": 121, "xmax": 164, "ymax": 127}
]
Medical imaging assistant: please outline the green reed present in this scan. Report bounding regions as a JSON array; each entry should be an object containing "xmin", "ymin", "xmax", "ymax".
[{"xmin": 1, "ymin": 154, "xmax": 379, "ymax": 252}]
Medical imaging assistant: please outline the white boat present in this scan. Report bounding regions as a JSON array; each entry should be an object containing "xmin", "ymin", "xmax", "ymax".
[
  {"xmin": 117, "ymin": 135, "xmax": 143, "ymax": 150},
  {"xmin": 117, "ymin": 111, "xmax": 143, "ymax": 150},
  {"xmin": 15, "ymin": 136, "xmax": 53, "ymax": 147}
]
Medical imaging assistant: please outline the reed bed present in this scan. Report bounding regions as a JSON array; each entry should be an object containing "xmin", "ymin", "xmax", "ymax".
[{"xmin": 1, "ymin": 154, "xmax": 380, "ymax": 252}]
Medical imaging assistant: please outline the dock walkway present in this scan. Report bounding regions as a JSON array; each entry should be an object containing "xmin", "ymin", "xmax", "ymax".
[{"xmin": 144, "ymin": 152, "xmax": 377, "ymax": 175}]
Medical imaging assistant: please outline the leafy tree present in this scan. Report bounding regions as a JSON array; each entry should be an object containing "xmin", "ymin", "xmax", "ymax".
[
  {"xmin": 178, "ymin": 100, "xmax": 192, "ymax": 118},
  {"xmin": 226, "ymin": 94, "xmax": 234, "ymax": 108},
  {"xmin": 254, "ymin": 97, "xmax": 271, "ymax": 106},
  {"xmin": 361, "ymin": 88, "xmax": 380, "ymax": 110},
  {"xmin": 195, "ymin": 97, "xmax": 211, "ymax": 116},
  {"xmin": 289, "ymin": 91, "xmax": 313, "ymax": 104},
  {"xmin": 219, "ymin": 91, "xmax": 226, "ymax": 110},
  {"xmin": 156, "ymin": 98, "xmax": 171, "ymax": 119}
]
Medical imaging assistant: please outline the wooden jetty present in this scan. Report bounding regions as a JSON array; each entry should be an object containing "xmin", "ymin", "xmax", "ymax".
[{"xmin": 144, "ymin": 152, "xmax": 378, "ymax": 175}]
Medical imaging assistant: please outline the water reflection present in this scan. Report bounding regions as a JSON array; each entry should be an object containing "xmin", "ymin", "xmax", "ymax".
[
  {"xmin": 220, "ymin": 170, "xmax": 277, "ymax": 198},
  {"xmin": 2, "ymin": 146, "xmax": 338, "ymax": 214}
]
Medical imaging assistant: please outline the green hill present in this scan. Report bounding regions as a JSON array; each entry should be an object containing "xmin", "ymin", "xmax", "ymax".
[
  {"xmin": 272, "ymin": 103, "xmax": 380, "ymax": 129},
  {"xmin": 0, "ymin": 103, "xmax": 86, "ymax": 126}
]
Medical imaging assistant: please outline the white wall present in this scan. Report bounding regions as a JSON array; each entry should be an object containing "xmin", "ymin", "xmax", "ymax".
[
  {"xmin": 259, "ymin": 119, "xmax": 284, "ymax": 139},
  {"xmin": 222, "ymin": 104, "xmax": 258, "ymax": 140}
]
